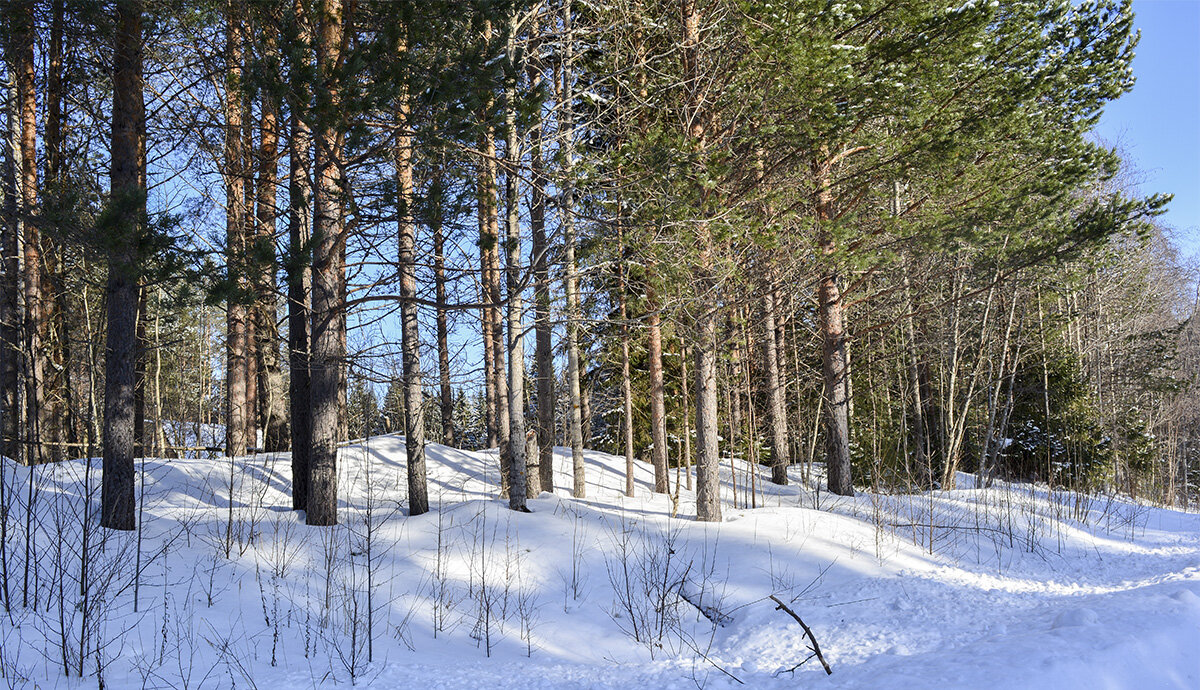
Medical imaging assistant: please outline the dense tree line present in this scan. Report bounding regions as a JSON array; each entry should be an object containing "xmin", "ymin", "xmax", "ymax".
[{"xmin": 0, "ymin": 0, "xmax": 1192, "ymax": 536}]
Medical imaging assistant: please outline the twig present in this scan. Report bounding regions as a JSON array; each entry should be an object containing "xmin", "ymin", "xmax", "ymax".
[
  {"xmin": 887, "ymin": 522, "xmax": 1009, "ymax": 535},
  {"xmin": 675, "ymin": 569, "xmax": 731, "ymax": 627},
  {"xmin": 826, "ymin": 597, "xmax": 878, "ymax": 608},
  {"xmin": 769, "ymin": 595, "xmax": 832, "ymax": 675}
]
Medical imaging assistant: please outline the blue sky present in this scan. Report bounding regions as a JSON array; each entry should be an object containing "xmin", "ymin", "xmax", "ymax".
[{"xmin": 1093, "ymin": 0, "xmax": 1200, "ymax": 254}]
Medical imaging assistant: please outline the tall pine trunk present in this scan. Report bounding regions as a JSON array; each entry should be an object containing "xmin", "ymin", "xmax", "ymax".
[
  {"xmin": 102, "ymin": 0, "xmax": 144, "ymax": 531},
  {"xmin": 243, "ymin": 99, "xmax": 259, "ymax": 450},
  {"xmin": 682, "ymin": 0, "xmax": 720, "ymax": 521},
  {"xmin": 476, "ymin": 19, "xmax": 504, "ymax": 459},
  {"xmin": 561, "ymin": 0, "xmax": 586, "ymax": 498},
  {"xmin": 764, "ymin": 286, "xmax": 789, "ymax": 485},
  {"xmin": 254, "ymin": 28, "xmax": 287, "ymax": 453},
  {"xmin": 16, "ymin": 0, "xmax": 48, "ymax": 466},
  {"xmin": 527, "ymin": 56, "xmax": 554, "ymax": 494},
  {"xmin": 307, "ymin": 0, "xmax": 347, "ymax": 526},
  {"xmin": 286, "ymin": 0, "xmax": 313, "ymax": 509},
  {"xmin": 395, "ymin": 28, "xmax": 428, "ymax": 516},
  {"xmin": 647, "ymin": 291, "xmax": 668, "ymax": 493},
  {"xmin": 431, "ymin": 162, "xmax": 454, "ymax": 446},
  {"xmin": 134, "ymin": 287, "xmax": 146, "ymax": 457},
  {"xmin": 43, "ymin": 0, "xmax": 68, "ymax": 463},
  {"xmin": 814, "ymin": 153, "xmax": 853, "ymax": 496},
  {"xmin": 1, "ymin": 55, "xmax": 19, "ymax": 469},
  {"xmin": 502, "ymin": 16, "xmax": 528, "ymax": 509},
  {"xmin": 224, "ymin": 4, "xmax": 250, "ymax": 458},
  {"xmin": 619, "ymin": 224, "xmax": 635, "ymax": 497}
]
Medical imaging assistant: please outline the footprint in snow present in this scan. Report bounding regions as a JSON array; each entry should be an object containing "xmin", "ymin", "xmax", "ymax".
[
  {"xmin": 1052, "ymin": 608, "xmax": 1099, "ymax": 629},
  {"xmin": 1169, "ymin": 589, "xmax": 1200, "ymax": 611}
]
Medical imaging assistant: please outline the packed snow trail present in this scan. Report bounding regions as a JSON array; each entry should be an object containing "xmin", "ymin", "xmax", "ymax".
[{"xmin": 1, "ymin": 434, "xmax": 1197, "ymax": 688}]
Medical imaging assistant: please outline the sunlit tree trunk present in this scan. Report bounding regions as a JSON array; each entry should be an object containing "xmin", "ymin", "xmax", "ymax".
[
  {"xmin": 647, "ymin": 290, "xmax": 668, "ymax": 493},
  {"xmin": 307, "ymin": 0, "xmax": 348, "ymax": 526},
  {"xmin": 764, "ymin": 286, "xmax": 789, "ymax": 484},
  {"xmin": 619, "ymin": 223, "xmax": 635, "ymax": 497},
  {"xmin": 814, "ymin": 152, "xmax": 853, "ymax": 496},
  {"xmin": 502, "ymin": 15, "xmax": 528, "ymax": 509},
  {"xmin": 15, "ymin": 0, "xmax": 48, "ymax": 466},
  {"xmin": 255, "ymin": 22, "xmax": 287, "ymax": 453},
  {"xmin": 682, "ymin": 0, "xmax": 720, "ymax": 521},
  {"xmin": 224, "ymin": 2, "xmax": 250, "ymax": 458},
  {"xmin": 561, "ymin": 0, "xmax": 586, "ymax": 498},
  {"xmin": 396, "ymin": 26, "xmax": 428, "ymax": 515}
]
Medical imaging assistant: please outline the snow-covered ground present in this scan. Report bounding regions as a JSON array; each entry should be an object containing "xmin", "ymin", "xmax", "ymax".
[{"xmin": 1, "ymin": 436, "xmax": 1198, "ymax": 689}]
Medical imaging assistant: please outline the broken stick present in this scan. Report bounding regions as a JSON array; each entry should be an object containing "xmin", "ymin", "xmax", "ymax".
[{"xmin": 768, "ymin": 594, "xmax": 833, "ymax": 675}]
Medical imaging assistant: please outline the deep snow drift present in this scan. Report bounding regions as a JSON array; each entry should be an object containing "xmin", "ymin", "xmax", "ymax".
[{"xmin": 1, "ymin": 436, "xmax": 1198, "ymax": 689}]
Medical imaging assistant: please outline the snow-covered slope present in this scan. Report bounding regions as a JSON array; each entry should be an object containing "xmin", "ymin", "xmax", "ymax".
[{"xmin": 1, "ymin": 436, "xmax": 1198, "ymax": 689}]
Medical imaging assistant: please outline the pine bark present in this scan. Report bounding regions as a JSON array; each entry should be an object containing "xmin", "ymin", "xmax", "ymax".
[
  {"xmin": 814, "ymin": 153, "xmax": 853, "ymax": 496},
  {"xmin": 528, "ymin": 56, "xmax": 554, "ymax": 494},
  {"xmin": 134, "ymin": 287, "xmax": 146, "ymax": 456},
  {"xmin": 396, "ymin": 29, "xmax": 428, "ymax": 515},
  {"xmin": 561, "ymin": 0, "xmax": 586, "ymax": 498},
  {"xmin": 0, "ymin": 58, "xmax": 18, "ymax": 468},
  {"xmin": 224, "ymin": 4, "xmax": 250, "ymax": 458},
  {"xmin": 254, "ymin": 27, "xmax": 287, "ymax": 453},
  {"xmin": 682, "ymin": 0, "xmax": 721, "ymax": 521},
  {"xmin": 764, "ymin": 286, "xmax": 789, "ymax": 484},
  {"xmin": 102, "ymin": 0, "xmax": 144, "ymax": 531},
  {"xmin": 243, "ymin": 96, "xmax": 259, "ymax": 450},
  {"xmin": 16, "ymin": 0, "xmax": 47, "ymax": 466},
  {"xmin": 647, "ymin": 292, "xmax": 669, "ymax": 493},
  {"xmin": 681, "ymin": 344, "xmax": 692, "ymax": 491},
  {"xmin": 43, "ymin": 0, "xmax": 68, "ymax": 462},
  {"xmin": 286, "ymin": 0, "xmax": 313, "ymax": 510},
  {"xmin": 619, "ymin": 225, "xmax": 635, "ymax": 497},
  {"xmin": 431, "ymin": 165, "xmax": 454, "ymax": 447},
  {"xmin": 307, "ymin": 0, "xmax": 347, "ymax": 526},
  {"xmin": 693, "ymin": 310, "xmax": 721, "ymax": 521},
  {"xmin": 476, "ymin": 20, "xmax": 504, "ymax": 457},
  {"xmin": 502, "ymin": 17, "xmax": 528, "ymax": 509}
]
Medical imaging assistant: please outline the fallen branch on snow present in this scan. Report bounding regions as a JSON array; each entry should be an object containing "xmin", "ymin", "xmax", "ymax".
[
  {"xmin": 768, "ymin": 594, "xmax": 833, "ymax": 675},
  {"xmin": 676, "ymin": 579, "xmax": 732, "ymax": 628}
]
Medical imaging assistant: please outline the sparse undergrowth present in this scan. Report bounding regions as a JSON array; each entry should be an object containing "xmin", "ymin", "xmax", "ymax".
[{"xmin": 0, "ymin": 436, "xmax": 1197, "ymax": 689}]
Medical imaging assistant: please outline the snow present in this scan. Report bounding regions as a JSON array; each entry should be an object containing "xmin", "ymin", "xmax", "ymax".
[{"xmin": 1, "ymin": 436, "xmax": 1198, "ymax": 688}]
